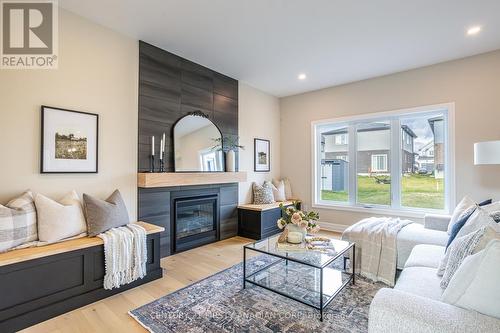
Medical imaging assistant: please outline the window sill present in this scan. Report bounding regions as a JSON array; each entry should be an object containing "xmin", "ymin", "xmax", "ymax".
[{"xmin": 312, "ymin": 202, "xmax": 449, "ymax": 219}]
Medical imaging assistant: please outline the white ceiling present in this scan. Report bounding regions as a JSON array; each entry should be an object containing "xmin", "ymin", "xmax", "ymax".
[{"xmin": 60, "ymin": 0, "xmax": 500, "ymax": 97}]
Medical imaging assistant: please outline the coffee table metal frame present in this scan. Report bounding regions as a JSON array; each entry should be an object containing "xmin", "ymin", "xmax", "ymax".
[{"xmin": 243, "ymin": 239, "xmax": 355, "ymax": 321}]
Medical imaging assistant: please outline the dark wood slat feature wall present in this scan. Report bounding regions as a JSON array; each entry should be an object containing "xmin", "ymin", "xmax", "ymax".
[
  {"xmin": 138, "ymin": 41, "xmax": 239, "ymax": 172},
  {"xmin": 138, "ymin": 41, "xmax": 240, "ymax": 257}
]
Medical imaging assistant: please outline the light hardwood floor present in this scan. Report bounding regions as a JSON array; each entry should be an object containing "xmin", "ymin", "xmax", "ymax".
[{"xmin": 22, "ymin": 231, "xmax": 340, "ymax": 333}]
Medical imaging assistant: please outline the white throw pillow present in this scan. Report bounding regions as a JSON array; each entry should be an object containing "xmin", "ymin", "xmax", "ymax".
[
  {"xmin": 35, "ymin": 190, "xmax": 87, "ymax": 243},
  {"xmin": 283, "ymin": 178, "xmax": 293, "ymax": 200},
  {"xmin": 442, "ymin": 239, "xmax": 500, "ymax": 319},
  {"xmin": 271, "ymin": 180, "xmax": 286, "ymax": 201},
  {"xmin": 447, "ymin": 196, "xmax": 476, "ymax": 234},
  {"xmin": 455, "ymin": 206, "xmax": 500, "ymax": 240},
  {"xmin": 0, "ymin": 191, "xmax": 38, "ymax": 252},
  {"xmin": 440, "ymin": 226, "xmax": 500, "ymax": 287}
]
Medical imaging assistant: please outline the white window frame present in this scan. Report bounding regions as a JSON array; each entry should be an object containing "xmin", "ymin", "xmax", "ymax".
[
  {"xmin": 371, "ymin": 154, "xmax": 388, "ymax": 172},
  {"xmin": 311, "ymin": 103, "xmax": 455, "ymax": 218},
  {"xmin": 334, "ymin": 133, "xmax": 347, "ymax": 145}
]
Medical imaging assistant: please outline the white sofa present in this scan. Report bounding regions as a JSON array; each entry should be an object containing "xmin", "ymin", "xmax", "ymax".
[
  {"xmin": 396, "ymin": 214, "xmax": 450, "ymax": 269},
  {"xmin": 369, "ymin": 215, "xmax": 500, "ymax": 333}
]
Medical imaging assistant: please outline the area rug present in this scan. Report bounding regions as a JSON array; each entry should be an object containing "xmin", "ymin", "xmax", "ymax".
[{"xmin": 129, "ymin": 255, "xmax": 384, "ymax": 332}]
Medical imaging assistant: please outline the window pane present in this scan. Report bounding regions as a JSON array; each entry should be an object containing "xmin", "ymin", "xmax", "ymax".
[
  {"xmin": 320, "ymin": 126, "xmax": 349, "ymax": 202},
  {"xmin": 356, "ymin": 121, "xmax": 391, "ymax": 206},
  {"xmin": 401, "ymin": 114, "xmax": 445, "ymax": 209}
]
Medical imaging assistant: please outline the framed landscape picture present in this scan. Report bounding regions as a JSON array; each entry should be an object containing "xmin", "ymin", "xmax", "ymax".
[
  {"xmin": 41, "ymin": 106, "xmax": 98, "ymax": 173},
  {"xmin": 254, "ymin": 138, "xmax": 270, "ymax": 172}
]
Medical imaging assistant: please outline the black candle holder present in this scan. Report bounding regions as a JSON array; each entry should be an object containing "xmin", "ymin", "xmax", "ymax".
[
  {"xmin": 159, "ymin": 152, "xmax": 165, "ymax": 172},
  {"xmin": 150, "ymin": 155, "xmax": 155, "ymax": 173}
]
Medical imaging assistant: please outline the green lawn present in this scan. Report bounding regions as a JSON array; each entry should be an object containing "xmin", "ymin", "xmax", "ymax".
[{"xmin": 321, "ymin": 174, "xmax": 444, "ymax": 209}]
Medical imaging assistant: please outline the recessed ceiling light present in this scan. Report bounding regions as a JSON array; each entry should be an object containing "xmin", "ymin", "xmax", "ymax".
[
  {"xmin": 467, "ymin": 26, "xmax": 481, "ymax": 36},
  {"xmin": 298, "ymin": 73, "xmax": 307, "ymax": 80}
]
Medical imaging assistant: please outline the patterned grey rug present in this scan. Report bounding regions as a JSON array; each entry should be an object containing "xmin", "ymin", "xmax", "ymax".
[{"xmin": 130, "ymin": 255, "xmax": 383, "ymax": 332}]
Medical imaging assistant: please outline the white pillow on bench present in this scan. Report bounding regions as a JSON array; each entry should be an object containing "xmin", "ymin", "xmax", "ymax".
[
  {"xmin": 35, "ymin": 190, "xmax": 87, "ymax": 243},
  {"xmin": 0, "ymin": 191, "xmax": 38, "ymax": 252}
]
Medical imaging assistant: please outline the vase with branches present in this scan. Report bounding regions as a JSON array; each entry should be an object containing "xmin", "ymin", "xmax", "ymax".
[{"xmin": 212, "ymin": 136, "xmax": 244, "ymax": 172}]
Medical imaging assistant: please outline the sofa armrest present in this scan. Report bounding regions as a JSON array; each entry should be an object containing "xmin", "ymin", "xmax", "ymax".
[
  {"xmin": 369, "ymin": 288, "xmax": 500, "ymax": 333},
  {"xmin": 424, "ymin": 214, "xmax": 451, "ymax": 232}
]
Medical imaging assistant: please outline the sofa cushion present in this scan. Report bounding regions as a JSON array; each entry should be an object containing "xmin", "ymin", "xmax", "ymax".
[
  {"xmin": 394, "ymin": 266, "xmax": 443, "ymax": 301},
  {"xmin": 447, "ymin": 196, "xmax": 476, "ymax": 234},
  {"xmin": 446, "ymin": 205, "xmax": 477, "ymax": 250},
  {"xmin": 442, "ymin": 240, "xmax": 500, "ymax": 319},
  {"xmin": 396, "ymin": 223, "xmax": 448, "ymax": 269},
  {"xmin": 455, "ymin": 204, "xmax": 500, "ymax": 240},
  {"xmin": 404, "ymin": 244, "xmax": 445, "ymax": 269},
  {"xmin": 440, "ymin": 225, "xmax": 500, "ymax": 287},
  {"xmin": 440, "ymin": 227, "xmax": 486, "ymax": 288}
]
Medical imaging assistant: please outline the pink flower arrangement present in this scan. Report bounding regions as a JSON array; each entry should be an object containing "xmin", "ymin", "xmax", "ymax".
[{"xmin": 276, "ymin": 201, "xmax": 320, "ymax": 233}]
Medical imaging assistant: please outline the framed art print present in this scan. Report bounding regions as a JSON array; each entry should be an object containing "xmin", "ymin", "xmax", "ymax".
[
  {"xmin": 254, "ymin": 138, "xmax": 270, "ymax": 172},
  {"xmin": 41, "ymin": 106, "xmax": 98, "ymax": 173}
]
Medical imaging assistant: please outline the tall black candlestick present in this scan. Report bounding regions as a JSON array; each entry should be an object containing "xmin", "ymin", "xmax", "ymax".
[{"xmin": 150, "ymin": 155, "xmax": 155, "ymax": 173}]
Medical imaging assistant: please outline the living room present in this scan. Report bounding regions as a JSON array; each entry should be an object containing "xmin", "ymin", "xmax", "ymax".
[{"xmin": 1, "ymin": 1, "xmax": 499, "ymax": 332}]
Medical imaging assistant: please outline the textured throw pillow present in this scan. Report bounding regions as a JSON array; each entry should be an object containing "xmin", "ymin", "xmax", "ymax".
[
  {"xmin": 455, "ymin": 206, "xmax": 500, "ymax": 240},
  {"xmin": 283, "ymin": 178, "xmax": 293, "ymax": 200},
  {"xmin": 442, "ymin": 239, "xmax": 500, "ymax": 319},
  {"xmin": 0, "ymin": 191, "xmax": 38, "ymax": 252},
  {"xmin": 83, "ymin": 190, "xmax": 130, "ymax": 237},
  {"xmin": 271, "ymin": 180, "xmax": 286, "ymax": 202},
  {"xmin": 440, "ymin": 226, "xmax": 497, "ymax": 289},
  {"xmin": 491, "ymin": 211, "xmax": 500, "ymax": 223},
  {"xmin": 447, "ymin": 196, "xmax": 476, "ymax": 234},
  {"xmin": 252, "ymin": 181, "xmax": 275, "ymax": 205},
  {"xmin": 445, "ymin": 205, "xmax": 477, "ymax": 250},
  {"xmin": 35, "ymin": 191, "xmax": 87, "ymax": 243}
]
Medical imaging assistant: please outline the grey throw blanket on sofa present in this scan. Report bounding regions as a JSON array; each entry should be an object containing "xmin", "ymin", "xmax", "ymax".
[{"xmin": 342, "ymin": 217, "xmax": 412, "ymax": 286}]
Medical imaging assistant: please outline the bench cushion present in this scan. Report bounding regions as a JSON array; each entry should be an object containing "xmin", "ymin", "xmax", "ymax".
[{"xmin": 0, "ymin": 222, "xmax": 163, "ymax": 267}]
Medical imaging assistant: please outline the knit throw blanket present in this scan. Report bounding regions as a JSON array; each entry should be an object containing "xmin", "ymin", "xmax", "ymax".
[
  {"xmin": 342, "ymin": 217, "xmax": 412, "ymax": 286},
  {"xmin": 97, "ymin": 224, "xmax": 147, "ymax": 290}
]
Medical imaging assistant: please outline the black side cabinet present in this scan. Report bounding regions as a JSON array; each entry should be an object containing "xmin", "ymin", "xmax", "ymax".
[
  {"xmin": 0, "ymin": 232, "xmax": 162, "ymax": 333},
  {"xmin": 238, "ymin": 202, "xmax": 296, "ymax": 240}
]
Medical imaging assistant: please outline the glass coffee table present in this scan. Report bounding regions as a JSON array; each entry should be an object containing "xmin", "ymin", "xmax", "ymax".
[{"xmin": 243, "ymin": 235, "xmax": 355, "ymax": 321}]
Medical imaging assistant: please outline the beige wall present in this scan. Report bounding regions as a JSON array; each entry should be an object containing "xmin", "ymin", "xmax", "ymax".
[
  {"xmin": 238, "ymin": 83, "xmax": 281, "ymax": 204},
  {"xmin": 280, "ymin": 50, "xmax": 500, "ymax": 230},
  {"xmin": 0, "ymin": 10, "xmax": 139, "ymax": 219}
]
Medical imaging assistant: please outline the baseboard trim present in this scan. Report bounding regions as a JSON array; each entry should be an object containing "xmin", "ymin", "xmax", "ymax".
[{"xmin": 318, "ymin": 221, "xmax": 348, "ymax": 233}]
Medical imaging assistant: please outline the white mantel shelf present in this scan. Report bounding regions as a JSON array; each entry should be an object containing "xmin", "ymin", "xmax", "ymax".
[{"xmin": 137, "ymin": 172, "xmax": 247, "ymax": 188}]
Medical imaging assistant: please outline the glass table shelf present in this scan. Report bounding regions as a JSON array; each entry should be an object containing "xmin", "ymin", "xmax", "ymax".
[{"xmin": 243, "ymin": 235, "xmax": 355, "ymax": 321}]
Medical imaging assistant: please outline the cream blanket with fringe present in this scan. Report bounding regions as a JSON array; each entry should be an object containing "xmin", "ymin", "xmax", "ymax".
[
  {"xmin": 342, "ymin": 217, "xmax": 412, "ymax": 286},
  {"xmin": 97, "ymin": 224, "xmax": 147, "ymax": 290}
]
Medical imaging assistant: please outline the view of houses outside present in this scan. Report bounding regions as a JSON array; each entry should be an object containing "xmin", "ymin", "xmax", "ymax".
[{"xmin": 320, "ymin": 114, "xmax": 445, "ymax": 209}]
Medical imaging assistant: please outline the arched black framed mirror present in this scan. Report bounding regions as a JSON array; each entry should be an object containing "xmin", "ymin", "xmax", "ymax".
[{"xmin": 173, "ymin": 112, "xmax": 224, "ymax": 172}]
